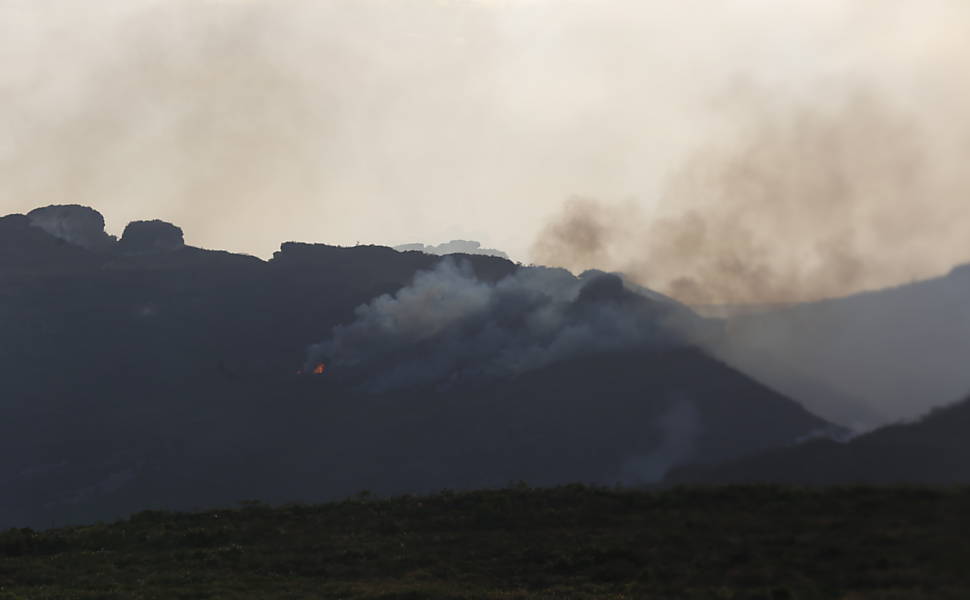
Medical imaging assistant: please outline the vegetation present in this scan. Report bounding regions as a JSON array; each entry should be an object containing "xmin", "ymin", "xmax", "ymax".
[{"xmin": 2, "ymin": 485, "xmax": 970, "ymax": 599}]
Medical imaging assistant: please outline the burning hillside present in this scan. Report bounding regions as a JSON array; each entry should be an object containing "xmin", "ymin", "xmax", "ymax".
[{"xmin": 304, "ymin": 258, "xmax": 709, "ymax": 392}]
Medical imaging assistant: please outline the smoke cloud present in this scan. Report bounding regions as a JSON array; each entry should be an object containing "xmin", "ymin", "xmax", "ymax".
[
  {"xmin": 5, "ymin": 0, "xmax": 969, "ymax": 272},
  {"xmin": 533, "ymin": 91, "xmax": 970, "ymax": 304},
  {"xmin": 305, "ymin": 259, "xmax": 693, "ymax": 392}
]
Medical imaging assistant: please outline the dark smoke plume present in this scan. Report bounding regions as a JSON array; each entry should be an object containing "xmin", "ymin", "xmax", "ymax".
[
  {"xmin": 533, "ymin": 93, "xmax": 970, "ymax": 304},
  {"xmin": 305, "ymin": 259, "xmax": 696, "ymax": 392}
]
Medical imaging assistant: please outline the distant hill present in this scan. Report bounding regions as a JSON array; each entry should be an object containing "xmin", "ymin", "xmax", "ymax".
[
  {"xmin": 666, "ymin": 394, "xmax": 970, "ymax": 485},
  {"xmin": 0, "ymin": 206, "xmax": 830, "ymax": 528},
  {"xmin": 709, "ymin": 265, "xmax": 970, "ymax": 429},
  {"xmin": 394, "ymin": 239, "xmax": 509, "ymax": 259}
]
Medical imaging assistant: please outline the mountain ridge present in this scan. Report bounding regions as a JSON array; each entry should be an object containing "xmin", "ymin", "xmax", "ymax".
[{"xmin": 1, "ymin": 205, "xmax": 831, "ymax": 528}]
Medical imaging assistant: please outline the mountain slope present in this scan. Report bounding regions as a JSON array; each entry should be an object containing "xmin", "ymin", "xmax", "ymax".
[
  {"xmin": 3, "ymin": 344, "xmax": 831, "ymax": 528},
  {"xmin": 1, "ymin": 207, "xmax": 831, "ymax": 528},
  {"xmin": 666, "ymin": 394, "xmax": 970, "ymax": 485},
  {"xmin": 710, "ymin": 264, "xmax": 970, "ymax": 428}
]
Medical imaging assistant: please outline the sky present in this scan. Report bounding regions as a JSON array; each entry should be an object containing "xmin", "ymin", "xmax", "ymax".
[{"xmin": 1, "ymin": 0, "xmax": 968, "ymax": 300}]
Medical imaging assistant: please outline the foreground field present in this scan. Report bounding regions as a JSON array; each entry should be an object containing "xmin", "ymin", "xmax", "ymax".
[{"xmin": 2, "ymin": 485, "xmax": 970, "ymax": 599}]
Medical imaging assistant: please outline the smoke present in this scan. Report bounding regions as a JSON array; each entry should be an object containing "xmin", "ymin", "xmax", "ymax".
[
  {"xmin": 305, "ymin": 258, "xmax": 692, "ymax": 392},
  {"xmin": 5, "ymin": 1, "xmax": 970, "ymax": 266},
  {"xmin": 533, "ymin": 90, "xmax": 970, "ymax": 304},
  {"xmin": 620, "ymin": 397, "xmax": 700, "ymax": 483}
]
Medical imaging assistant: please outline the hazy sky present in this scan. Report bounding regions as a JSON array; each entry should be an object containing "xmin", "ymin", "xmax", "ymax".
[{"xmin": 2, "ymin": 0, "xmax": 968, "ymax": 289}]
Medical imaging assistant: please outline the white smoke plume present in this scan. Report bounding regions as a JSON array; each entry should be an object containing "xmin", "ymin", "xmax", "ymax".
[
  {"xmin": 620, "ymin": 397, "xmax": 700, "ymax": 482},
  {"xmin": 305, "ymin": 259, "xmax": 695, "ymax": 392}
]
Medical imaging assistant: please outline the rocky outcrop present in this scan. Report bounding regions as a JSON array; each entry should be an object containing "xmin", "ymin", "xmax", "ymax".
[
  {"xmin": 117, "ymin": 220, "xmax": 184, "ymax": 255},
  {"xmin": 26, "ymin": 205, "xmax": 115, "ymax": 250}
]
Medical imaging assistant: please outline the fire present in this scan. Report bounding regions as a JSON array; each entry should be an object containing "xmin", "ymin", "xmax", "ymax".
[{"xmin": 297, "ymin": 362, "xmax": 326, "ymax": 375}]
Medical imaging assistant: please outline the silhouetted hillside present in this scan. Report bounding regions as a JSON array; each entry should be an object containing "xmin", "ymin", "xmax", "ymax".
[
  {"xmin": 1, "ymin": 206, "xmax": 831, "ymax": 528},
  {"xmin": 710, "ymin": 265, "xmax": 970, "ymax": 428},
  {"xmin": 0, "ymin": 213, "xmax": 102, "ymax": 272},
  {"xmin": 667, "ymin": 394, "xmax": 970, "ymax": 485},
  {"xmin": 26, "ymin": 204, "xmax": 116, "ymax": 250}
]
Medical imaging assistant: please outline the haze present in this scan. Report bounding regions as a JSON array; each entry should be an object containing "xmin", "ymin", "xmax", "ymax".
[{"xmin": 2, "ymin": 0, "xmax": 968, "ymax": 302}]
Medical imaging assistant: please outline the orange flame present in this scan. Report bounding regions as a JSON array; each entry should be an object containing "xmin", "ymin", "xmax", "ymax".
[{"xmin": 312, "ymin": 363, "xmax": 325, "ymax": 375}]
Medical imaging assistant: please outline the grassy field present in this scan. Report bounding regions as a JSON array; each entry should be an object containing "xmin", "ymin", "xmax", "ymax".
[{"xmin": 2, "ymin": 485, "xmax": 970, "ymax": 599}]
